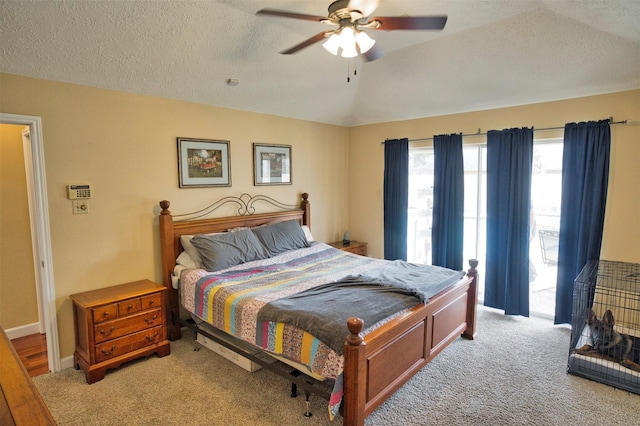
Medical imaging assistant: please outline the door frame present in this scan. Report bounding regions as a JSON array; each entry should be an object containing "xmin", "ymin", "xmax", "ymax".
[
  {"xmin": 21, "ymin": 127, "xmax": 46, "ymax": 335},
  {"xmin": 1, "ymin": 113, "xmax": 60, "ymax": 372}
]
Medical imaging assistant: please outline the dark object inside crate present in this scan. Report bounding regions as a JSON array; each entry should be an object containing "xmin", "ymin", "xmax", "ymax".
[{"xmin": 567, "ymin": 260, "xmax": 640, "ymax": 394}]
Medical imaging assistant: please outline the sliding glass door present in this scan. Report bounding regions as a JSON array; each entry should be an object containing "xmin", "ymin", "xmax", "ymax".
[
  {"xmin": 408, "ymin": 145, "xmax": 486, "ymax": 287},
  {"xmin": 408, "ymin": 140, "xmax": 562, "ymax": 317}
]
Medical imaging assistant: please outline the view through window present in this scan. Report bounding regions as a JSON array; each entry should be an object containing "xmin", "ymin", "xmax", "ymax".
[{"xmin": 408, "ymin": 140, "xmax": 562, "ymax": 317}]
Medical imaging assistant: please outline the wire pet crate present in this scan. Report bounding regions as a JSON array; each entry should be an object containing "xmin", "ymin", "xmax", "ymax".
[{"xmin": 567, "ymin": 260, "xmax": 640, "ymax": 394}]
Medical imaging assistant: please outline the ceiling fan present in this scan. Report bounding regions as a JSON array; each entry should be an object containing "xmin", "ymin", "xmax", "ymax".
[{"xmin": 256, "ymin": 0, "xmax": 447, "ymax": 62}]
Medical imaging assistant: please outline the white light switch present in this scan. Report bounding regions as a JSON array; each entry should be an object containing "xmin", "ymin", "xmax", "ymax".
[{"xmin": 72, "ymin": 200, "xmax": 89, "ymax": 214}]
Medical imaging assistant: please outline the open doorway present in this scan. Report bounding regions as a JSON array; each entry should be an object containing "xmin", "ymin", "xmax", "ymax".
[{"xmin": 0, "ymin": 113, "xmax": 60, "ymax": 373}]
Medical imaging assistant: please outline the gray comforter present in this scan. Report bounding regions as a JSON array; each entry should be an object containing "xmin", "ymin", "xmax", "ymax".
[{"xmin": 256, "ymin": 261, "xmax": 465, "ymax": 355}]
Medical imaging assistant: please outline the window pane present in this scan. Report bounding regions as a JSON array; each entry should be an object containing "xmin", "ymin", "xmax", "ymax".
[
  {"xmin": 408, "ymin": 148, "xmax": 434, "ymax": 264},
  {"xmin": 462, "ymin": 146, "xmax": 486, "ymax": 298},
  {"xmin": 529, "ymin": 141, "xmax": 563, "ymax": 317}
]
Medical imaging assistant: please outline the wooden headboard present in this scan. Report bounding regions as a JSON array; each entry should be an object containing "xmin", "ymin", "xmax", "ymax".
[{"xmin": 158, "ymin": 193, "xmax": 310, "ymax": 340}]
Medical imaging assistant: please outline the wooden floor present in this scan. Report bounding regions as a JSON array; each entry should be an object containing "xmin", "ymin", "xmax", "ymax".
[{"xmin": 10, "ymin": 333, "xmax": 49, "ymax": 377}]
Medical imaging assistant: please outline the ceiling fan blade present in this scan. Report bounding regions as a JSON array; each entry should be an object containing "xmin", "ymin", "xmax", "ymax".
[
  {"xmin": 362, "ymin": 45, "xmax": 383, "ymax": 62},
  {"xmin": 348, "ymin": 0, "xmax": 380, "ymax": 17},
  {"xmin": 369, "ymin": 15, "xmax": 447, "ymax": 31},
  {"xmin": 280, "ymin": 32, "xmax": 329, "ymax": 55},
  {"xmin": 256, "ymin": 8, "xmax": 328, "ymax": 23}
]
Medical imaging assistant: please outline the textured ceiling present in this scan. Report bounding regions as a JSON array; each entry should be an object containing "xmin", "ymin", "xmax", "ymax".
[{"xmin": 1, "ymin": 0, "xmax": 639, "ymax": 127}]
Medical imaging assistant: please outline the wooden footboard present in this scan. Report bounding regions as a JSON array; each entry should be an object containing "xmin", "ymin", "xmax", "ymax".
[{"xmin": 342, "ymin": 260, "xmax": 478, "ymax": 425}]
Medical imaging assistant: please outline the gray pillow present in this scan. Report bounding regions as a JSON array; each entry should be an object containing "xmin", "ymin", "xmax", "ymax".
[
  {"xmin": 251, "ymin": 220, "xmax": 310, "ymax": 256},
  {"xmin": 191, "ymin": 229, "xmax": 268, "ymax": 272}
]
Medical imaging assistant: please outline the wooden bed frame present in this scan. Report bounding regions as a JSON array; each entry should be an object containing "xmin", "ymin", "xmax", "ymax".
[{"xmin": 158, "ymin": 193, "xmax": 478, "ymax": 426}]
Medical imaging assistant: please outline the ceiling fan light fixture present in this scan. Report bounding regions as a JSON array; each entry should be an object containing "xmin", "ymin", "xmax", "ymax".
[
  {"xmin": 355, "ymin": 30, "xmax": 375, "ymax": 54},
  {"xmin": 339, "ymin": 26, "xmax": 358, "ymax": 58},
  {"xmin": 340, "ymin": 43, "xmax": 358, "ymax": 58},
  {"xmin": 257, "ymin": 4, "xmax": 448, "ymax": 62},
  {"xmin": 322, "ymin": 32, "xmax": 341, "ymax": 55},
  {"xmin": 322, "ymin": 25, "xmax": 376, "ymax": 58}
]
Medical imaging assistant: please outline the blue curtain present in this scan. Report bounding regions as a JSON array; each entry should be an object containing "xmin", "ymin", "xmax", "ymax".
[
  {"xmin": 485, "ymin": 128, "xmax": 533, "ymax": 316},
  {"xmin": 554, "ymin": 120, "xmax": 610, "ymax": 325},
  {"xmin": 432, "ymin": 133, "xmax": 464, "ymax": 270},
  {"xmin": 383, "ymin": 138, "xmax": 409, "ymax": 261}
]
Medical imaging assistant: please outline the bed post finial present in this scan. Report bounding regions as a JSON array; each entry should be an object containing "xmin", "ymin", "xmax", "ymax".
[
  {"xmin": 468, "ymin": 258, "xmax": 478, "ymax": 277},
  {"xmin": 300, "ymin": 193, "xmax": 310, "ymax": 227},
  {"xmin": 160, "ymin": 200, "xmax": 171, "ymax": 215},
  {"xmin": 346, "ymin": 317, "xmax": 364, "ymax": 346}
]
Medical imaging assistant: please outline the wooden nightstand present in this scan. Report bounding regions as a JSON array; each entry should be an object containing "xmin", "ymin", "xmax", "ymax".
[
  {"xmin": 70, "ymin": 279, "xmax": 171, "ymax": 384},
  {"xmin": 329, "ymin": 241, "xmax": 368, "ymax": 256}
]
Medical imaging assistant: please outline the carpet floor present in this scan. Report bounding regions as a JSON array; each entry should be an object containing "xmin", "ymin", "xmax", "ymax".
[{"xmin": 33, "ymin": 305, "xmax": 640, "ymax": 425}]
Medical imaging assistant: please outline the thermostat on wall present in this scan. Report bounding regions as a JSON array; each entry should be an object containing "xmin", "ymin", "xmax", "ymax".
[{"xmin": 67, "ymin": 184, "xmax": 91, "ymax": 199}]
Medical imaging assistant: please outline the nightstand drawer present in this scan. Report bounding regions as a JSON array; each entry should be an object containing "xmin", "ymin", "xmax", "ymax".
[
  {"xmin": 92, "ymin": 303, "xmax": 118, "ymax": 323},
  {"xmin": 141, "ymin": 293, "xmax": 162, "ymax": 310},
  {"xmin": 94, "ymin": 325, "xmax": 164, "ymax": 362},
  {"xmin": 93, "ymin": 308, "xmax": 163, "ymax": 343},
  {"xmin": 350, "ymin": 245, "xmax": 367, "ymax": 256},
  {"xmin": 118, "ymin": 298, "xmax": 141, "ymax": 316}
]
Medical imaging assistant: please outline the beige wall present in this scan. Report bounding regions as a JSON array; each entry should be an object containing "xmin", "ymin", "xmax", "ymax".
[
  {"xmin": 1, "ymin": 72, "xmax": 638, "ymax": 360},
  {"xmin": 0, "ymin": 124, "xmax": 39, "ymax": 329},
  {"xmin": 348, "ymin": 90, "xmax": 640, "ymax": 263},
  {"xmin": 0, "ymin": 73, "xmax": 350, "ymax": 358}
]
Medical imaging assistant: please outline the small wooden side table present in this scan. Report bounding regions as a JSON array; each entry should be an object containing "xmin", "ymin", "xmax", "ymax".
[
  {"xmin": 70, "ymin": 279, "xmax": 171, "ymax": 383},
  {"xmin": 328, "ymin": 241, "xmax": 368, "ymax": 256}
]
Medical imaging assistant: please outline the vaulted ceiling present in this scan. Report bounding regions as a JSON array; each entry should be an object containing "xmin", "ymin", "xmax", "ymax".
[{"xmin": 1, "ymin": 0, "xmax": 639, "ymax": 126}]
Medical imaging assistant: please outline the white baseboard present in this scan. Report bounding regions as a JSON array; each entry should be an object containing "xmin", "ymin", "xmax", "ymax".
[
  {"xmin": 60, "ymin": 355, "xmax": 74, "ymax": 370},
  {"xmin": 4, "ymin": 322, "xmax": 41, "ymax": 340}
]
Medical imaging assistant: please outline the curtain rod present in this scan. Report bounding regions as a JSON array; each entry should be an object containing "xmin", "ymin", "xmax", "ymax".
[{"xmin": 381, "ymin": 118, "xmax": 628, "ymax": 144}]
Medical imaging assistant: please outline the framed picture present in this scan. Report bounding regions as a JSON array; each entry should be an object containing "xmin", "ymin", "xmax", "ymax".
[
  {"xmin": 177, "ymin": 138, "xmax": 231, "ymax": 188},
  {"xmin": 253, "ymin": 143, "xmax": 292, "ymax": 185}
]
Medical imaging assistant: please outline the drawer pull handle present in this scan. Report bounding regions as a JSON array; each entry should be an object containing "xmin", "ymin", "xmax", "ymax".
[
  {"xmin": 127, "ymin": 304, "xmax": 134, "ymax": 310},
  {"xmin": 144, "ymin": 314, "xmax": 157, "ymax": 324},
  {"xmin": 102, "ymin": 311, "xmax": 110, "ymax": 317},
  {"xmin": 100, "ymin": 327, "xmax": 115, "ymax": 336},
  {"xmin": 101, "ymin": 345, "xmax": 116, "ymax": 355},
  {"xmin": 145, "ymin": 332, "xmax": 159, "ymax": 341},
  {"xmin": 149, "ymin": 300, "xmax": 155, "ymax": 305}
]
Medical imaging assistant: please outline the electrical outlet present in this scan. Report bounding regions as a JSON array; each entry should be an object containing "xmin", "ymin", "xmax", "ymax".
[{"xmin": 72, "ymin": 200, "xmax": 89, "ymax": 214}]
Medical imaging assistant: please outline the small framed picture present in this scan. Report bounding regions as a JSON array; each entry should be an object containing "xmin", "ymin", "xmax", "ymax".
[
  {"xmin": 177, "ymin": 138, "xmax": 231, "ymax": 188},
  {"xmin": 253, "ymin": 143, "xmax": 292, "ymax": 186}
]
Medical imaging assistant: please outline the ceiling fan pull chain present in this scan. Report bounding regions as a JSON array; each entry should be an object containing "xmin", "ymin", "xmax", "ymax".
[{"xmin": 346, "ymin": 59, "xmax": 358, "ymax": 83}]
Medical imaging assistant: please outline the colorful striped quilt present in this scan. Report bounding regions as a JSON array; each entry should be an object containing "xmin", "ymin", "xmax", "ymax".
[{"xmin": 180, "ymin": 243, "xmax": 388, "ymax": 379}]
